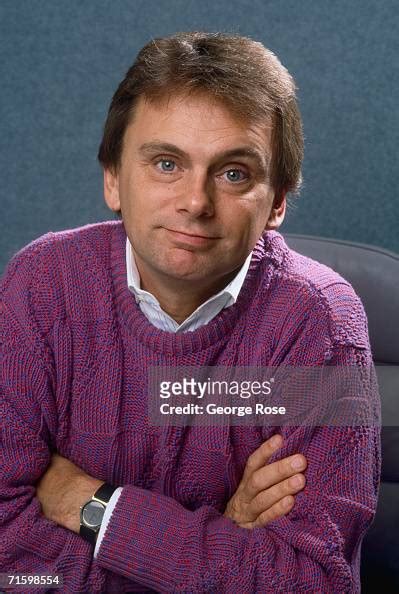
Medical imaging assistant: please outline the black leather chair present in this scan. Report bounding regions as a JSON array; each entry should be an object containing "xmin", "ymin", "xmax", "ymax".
[{"xmin": 284, "ymin": 233, "xmax": 399, "ymax": 593}]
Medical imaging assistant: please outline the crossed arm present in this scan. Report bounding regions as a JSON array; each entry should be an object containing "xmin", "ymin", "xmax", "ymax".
[
  {"xmin": 35, "ymin": 435, "xmax": 307, "ymax": 535},
  {"xmin": 26, "ymin": 423, "xmax": 377, "ymax": 593}
]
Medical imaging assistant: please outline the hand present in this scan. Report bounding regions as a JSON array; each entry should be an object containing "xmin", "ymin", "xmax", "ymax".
[
  {"xmin": 224, "ymin": 435, "xmax": 307, "ymax": 529},
  {"xmin": 36, "ymin": 453, "xmax": 104, "ymax": 533}
]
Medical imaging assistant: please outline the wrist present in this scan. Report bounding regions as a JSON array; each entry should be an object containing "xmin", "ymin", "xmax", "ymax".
[{"xmin": 64, "ymin": 477, "xmax": 105, "ymax": 534}]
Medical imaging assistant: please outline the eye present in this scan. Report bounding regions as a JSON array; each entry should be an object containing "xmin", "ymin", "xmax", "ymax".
[
  {"xmin": 222, "ymin": 168, "xmax": 248, "ymax": 183},
  {"xmin": 155, "ymin": 158, "xmax": 177, "ymax": 173}
]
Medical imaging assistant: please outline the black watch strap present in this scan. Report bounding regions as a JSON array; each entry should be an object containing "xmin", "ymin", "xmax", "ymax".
[
  {"xmin": 80, "ymin": 523, "xmax": 98, "ymax": 547},
  {"xmin": 80, "ymin": 482, "xmax": 117, "ymax": 546},
  {"xmin": 93, "ymin": 482, "xmax": 117, "ymax": 505}
]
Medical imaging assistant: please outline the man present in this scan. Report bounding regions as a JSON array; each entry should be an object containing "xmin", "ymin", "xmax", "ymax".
[{"xmin": 0, "ymin": 32, "xmax": 380, "ymax": 593}]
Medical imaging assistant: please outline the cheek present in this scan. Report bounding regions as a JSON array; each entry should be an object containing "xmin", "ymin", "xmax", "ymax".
[
  {"xmin": 227, "ymin": 199, "xmax": 272, "ymax": 246},
  {"xmin": 121, "ymin": 188, "xmax": 174, "ymax": 242},
  {"xmin": 254, "ymin": 191, "xmax": 274, "ymax": 221},
  {"xmin": 225, "ymin": 198, "xmax": 267, "ymax": 234},
  {"xmin": 119, "ymin": 174, "xmax": 151, "ymax": 215}
]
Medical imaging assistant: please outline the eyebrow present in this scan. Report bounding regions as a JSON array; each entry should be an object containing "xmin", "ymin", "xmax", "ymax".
[{"xmin": 138, "ymin": 141, "xmax": 269, "ymax": 177}]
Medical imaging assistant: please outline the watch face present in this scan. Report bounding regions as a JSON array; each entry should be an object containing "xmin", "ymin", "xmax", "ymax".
[{"xmin": 82, "ymin": 501, "xmax": 105, "ymax": 528}]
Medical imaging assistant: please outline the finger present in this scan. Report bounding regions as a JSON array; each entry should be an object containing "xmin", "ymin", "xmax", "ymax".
[
  {"xmin": 245, "ymin": 454, "xmax": 307, "ymax": 498},
  {"xmin": 249, "ymin": 473, "xmax": 306, "ymax": 518},
  {"xmin": 252, "ymin": 495, "xmax": 295, "ymax": 527},
  {"xmin": 243, "ymin": 434, "xmax": 283, "ymax": 480}
]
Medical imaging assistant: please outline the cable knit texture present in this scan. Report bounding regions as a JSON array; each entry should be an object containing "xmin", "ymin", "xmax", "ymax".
[{"xmin": 0, "ymin": 221, "xmax": 381, "ymax": 593}]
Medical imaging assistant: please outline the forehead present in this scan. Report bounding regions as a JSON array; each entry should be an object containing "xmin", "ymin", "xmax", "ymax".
[{"xmin": 123, "ymin": 92, "xmax": 273, "ymax": 159}]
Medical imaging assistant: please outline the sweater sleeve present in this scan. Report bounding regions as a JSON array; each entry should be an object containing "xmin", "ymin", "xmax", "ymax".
[
  {"xmin": 0, "ymin": 243, "xmax": 119, "ymax": 594},
  {"xmin": 96, "ymin": 343, "xmax": 381, "ymax": 593}
]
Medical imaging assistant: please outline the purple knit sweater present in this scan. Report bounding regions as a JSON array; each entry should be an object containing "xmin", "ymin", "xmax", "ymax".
[{"xmin": 0, "ymin": 221, "xmax": 380, "ymax": 593}]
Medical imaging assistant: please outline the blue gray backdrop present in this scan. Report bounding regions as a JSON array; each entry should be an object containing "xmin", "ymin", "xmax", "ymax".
[{"xmin": 1, "ymin": 0, "xmax": 398, "ymax": 274}]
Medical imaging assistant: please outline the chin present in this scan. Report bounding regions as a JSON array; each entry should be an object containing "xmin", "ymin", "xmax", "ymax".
[
  {"xmin": 161, "ymin": 265, "xmax": 210, "ymax": 282},
  {"xmin": 158, "ymin": 252, "xmax": 212, "ymax": 279}
]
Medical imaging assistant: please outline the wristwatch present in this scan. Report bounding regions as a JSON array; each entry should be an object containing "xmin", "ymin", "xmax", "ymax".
[{"xmin": 79, "ymin": 483, "xmax": 117, "ymax": 546}]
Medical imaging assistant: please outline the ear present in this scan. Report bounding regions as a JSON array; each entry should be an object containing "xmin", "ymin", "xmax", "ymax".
[
  {"xmin": 103, "ymin": 167, "xmax": 121, "ymax": 212},
  {"xmin": 265, "ymin": 193, "xmax": 286, "ymax": 230}
]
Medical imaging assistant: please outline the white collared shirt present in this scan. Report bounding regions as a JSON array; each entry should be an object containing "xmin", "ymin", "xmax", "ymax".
[{"xmin": 93, "ymin": 236, "xmax": 253, "ymax": 558}]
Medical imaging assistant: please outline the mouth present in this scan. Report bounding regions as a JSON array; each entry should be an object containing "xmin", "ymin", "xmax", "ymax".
[{"xmin": 163, "ymin": 228, "xmax": 219, "ymax": 246}]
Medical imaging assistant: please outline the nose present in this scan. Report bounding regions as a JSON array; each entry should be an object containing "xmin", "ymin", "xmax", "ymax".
[{"xmin": 175, "ymin": 172, "xmax": 215, "ymax": 218}]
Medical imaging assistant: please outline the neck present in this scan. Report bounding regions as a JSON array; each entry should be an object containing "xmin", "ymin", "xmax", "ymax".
[{"xmin": 138, "ymin": 266, "xmax": 240, "ymax": 324}]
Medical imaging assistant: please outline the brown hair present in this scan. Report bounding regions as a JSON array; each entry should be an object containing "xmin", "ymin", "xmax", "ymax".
[{"xmin": 98, "ymin": 31, "xmax": 303, "ymax": 209}]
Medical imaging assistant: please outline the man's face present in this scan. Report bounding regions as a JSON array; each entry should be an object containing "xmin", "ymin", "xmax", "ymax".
[{"xmin": 104, "ymin": 92, "xmax": 285, "ymax": 290}]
